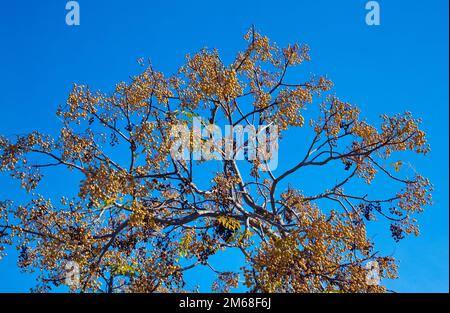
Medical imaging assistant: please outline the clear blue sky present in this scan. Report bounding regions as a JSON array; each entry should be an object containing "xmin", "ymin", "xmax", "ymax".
[{"xmin": 0, "ymin": 0, "xmax": 448, "ymax": 292}]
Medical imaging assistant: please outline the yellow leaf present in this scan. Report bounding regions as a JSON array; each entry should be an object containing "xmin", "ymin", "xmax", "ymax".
[
  {"xmin": 217, "ymin": 216, "xmax": 241, "ymax": 231},
  {"xmin": 392, "ymin": 160, "xmax": 403, "ymax": 172}
]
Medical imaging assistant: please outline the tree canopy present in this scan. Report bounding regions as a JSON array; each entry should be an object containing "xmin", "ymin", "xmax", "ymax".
[{"xmin": 0, "ymin": 28, "xmax": 432, "ymax": 293}]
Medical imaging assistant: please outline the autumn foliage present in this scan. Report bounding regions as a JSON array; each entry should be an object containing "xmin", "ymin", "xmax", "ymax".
[{"xmin": 0, "ymin": 28, "xmax": 432, "ymax": 292}]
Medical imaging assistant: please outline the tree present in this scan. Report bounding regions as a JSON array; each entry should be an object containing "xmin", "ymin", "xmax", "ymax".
[{"xmin": 0, "ymin": 28, "xmax": 432, "ymax": 293}]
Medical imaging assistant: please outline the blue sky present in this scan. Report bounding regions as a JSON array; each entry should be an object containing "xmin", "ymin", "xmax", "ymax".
[{"xmin": 0, "ymin": 0, "xmax": 448, "ymax": 292}]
